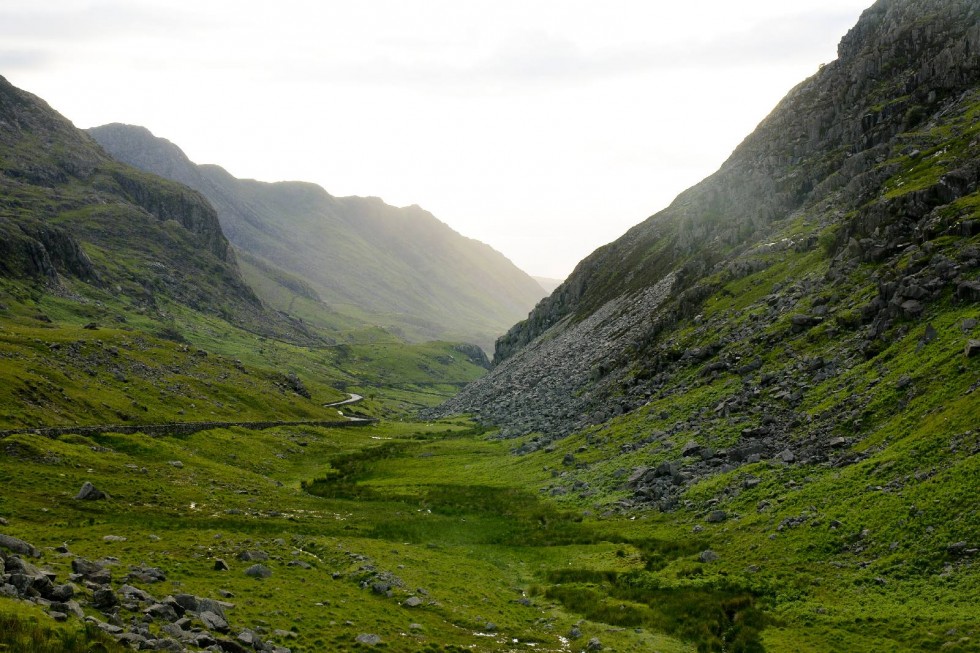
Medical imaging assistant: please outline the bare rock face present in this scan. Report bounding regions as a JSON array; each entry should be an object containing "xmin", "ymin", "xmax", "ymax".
[{"xmin": 74, "ymin": 481, "xmax": 107, "ymax": 501}]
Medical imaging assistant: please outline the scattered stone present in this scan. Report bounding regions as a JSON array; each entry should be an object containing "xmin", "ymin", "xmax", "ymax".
[
  {"xmin": 947, "ymin": 541, "xmax": 969, "ymax": 556},
  {"xmin": 48, "ymin": 584, "xmax": 74, "ymax": 602},
  {"xmin": 743, "ymin": 476, "xmax": 762, "ymax": 488},
  {"xmin": 287, "ymin": 559, "xmax": 312, "ymax": 569},
  {"xmin": 778, "ymin": 449, "xmax": 796, "ymax": 463},
  {"xmin": 75, "ymin": 482, "xmax": 107, "ymax": 501},
  {"xmin": 128, "ymin": 565, "xmax": 165, "ymax": 582},
  {"xmin": 102, "ymin": 535, "xmax": 126, "ymax": 543},
  {"xmin": 214, "ymin": 558, "xmax": 230, "ymax": 571},
  {"xmin": 145, "ymin": 602, "xmax": 179, "ymax": 622},
  {"xmin": 568, "ymin": 626, "xmax": 582, "ymax": 640},
  {"xmin": 403, "ymin": 596, "xmax": 423, "ymax": 608},
  {"xmin": 355, "ymin": 633, "xmax": 382, "ymax": 646},
  {"xmin": 237, "ymin": 550, "xmax": 269, "ymax": 562},
  {"xmin": 168, "ymin": 460, "xmax": 183, "ymax": 469},
  {"xmin": 72, "ymin": 558, "xmax": 110, "ymax": 584},
  {"xmin": 49, "ymin": 611, "xmax": 69, "ymax": 622},
  {"xmin": 199, "ymin": 610, "xmax": 230, "ymax": 633},
  {"xmin": 119, "ymin": 584, "xmax": 152, "ymax": 602},
  {"xmin": 699, "ymin": 550, "xmax": 719, "ymax": 563},
  {"xmin": 93, "ymin": 588, "xmax": 118, "ymax": 610},
  {"xmin": 586, "ymin": 636, "xmax": 603, "ymax": 651},
  {"xmin": 681, "ymin": 440, "xmax": 702, "ymax": 457},
  {"xmin": 0, "ymin": 533, "xmax": 40, "ymax": 558},
  {"xmin": 706, "ymin": 510, "xmax": 727, "ymax": 523},
  {"xmin": 244, "ymin": 564, "xmax": 272, "ymax": 579},
  {"xmin": 484, "ymin": 622, "xmax": 497, "ymax": 632},
  {"xmin": 173, "ymin": 594, "xmax": 200, "ymax": 613},
  {"xmin": 965, "ymin": 340, "xmax": 980, "ymax": 358}
]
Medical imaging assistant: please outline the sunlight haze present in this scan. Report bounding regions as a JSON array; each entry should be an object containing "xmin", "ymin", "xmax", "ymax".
[{"xmin": 2, "ymin": 0, "xmax": 872, "ymax": 278}]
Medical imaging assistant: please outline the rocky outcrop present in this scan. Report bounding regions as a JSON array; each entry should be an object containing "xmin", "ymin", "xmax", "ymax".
[
  {"xmin": 0, "ymin": 534, "xmax": 293, "ymax": 653},
  {"xmin": 428, "ymin": 0, "xmax": 980, "ymax": 510}
]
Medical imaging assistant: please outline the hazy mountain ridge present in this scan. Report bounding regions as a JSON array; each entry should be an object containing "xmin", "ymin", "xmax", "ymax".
[{"xmin": 88, "ymin": 124, "xmax": 547, "ymax": 351}]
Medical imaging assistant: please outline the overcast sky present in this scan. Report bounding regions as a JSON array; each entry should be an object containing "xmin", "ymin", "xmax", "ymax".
[{"xmin": 2, "ymin": 0, "xmax": 873, "ymax": 279}]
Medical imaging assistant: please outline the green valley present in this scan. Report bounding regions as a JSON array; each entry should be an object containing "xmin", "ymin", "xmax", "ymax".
[{"xmin": 2, "ymin": 1, "xmax": 979, "ymax": 652}]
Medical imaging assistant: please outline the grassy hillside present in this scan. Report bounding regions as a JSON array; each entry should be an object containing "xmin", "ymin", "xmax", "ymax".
[{"xmin": 88, "ymin": 124, "xmax": 547, "ymax": 351}]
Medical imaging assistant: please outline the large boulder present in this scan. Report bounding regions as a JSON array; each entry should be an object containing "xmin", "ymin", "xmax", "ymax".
[
  {"xmin": 0, "ymin": 533, "xmax": 40, "ymax": 558},
  {"xmin": 74, "ymin": 482, "xmax": 107, "ymax": 500}
]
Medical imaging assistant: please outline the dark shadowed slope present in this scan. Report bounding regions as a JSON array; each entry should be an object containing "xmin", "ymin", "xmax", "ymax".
[{"xmin": 0, "ymin": 75, "xmax": 311, "ymax": 343}]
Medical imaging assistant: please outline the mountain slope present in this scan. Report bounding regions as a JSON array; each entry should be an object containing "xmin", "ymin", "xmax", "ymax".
[
  {"xmin": 87, "ymin": 124, "xmax": 547, "ymax": 351},
  {"xmin": 0, "ymin": 75, "xmax": 320, "ymax": 344},
  {"xmin": 435, "ymin": 0, "xmax": 979, "ymax": 439},
  {"xmin": 423, "ymin": 3, "xmax": 979, "ymax": 648}
]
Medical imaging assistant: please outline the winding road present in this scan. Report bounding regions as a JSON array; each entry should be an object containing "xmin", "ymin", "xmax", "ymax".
[{"xmin": 0, "ymin": 394, "xmax": 376, "ymax": 441}]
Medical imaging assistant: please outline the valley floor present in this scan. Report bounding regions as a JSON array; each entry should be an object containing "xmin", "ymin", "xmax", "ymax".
[{"xmin": 1, "ymin": 414, "xmax": 975, "ymax": 652}]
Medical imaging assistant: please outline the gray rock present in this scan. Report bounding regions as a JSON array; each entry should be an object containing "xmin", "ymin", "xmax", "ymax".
[
  {"xmin": 568, "ymin": 626, "xmax": 582, "ymax": 640},
  {"xmin": 706, "ymin": 510, "xmax": 727, "ymax": 523},
  {"xmin": 699, "ymin": 550, "xmax": 719, "ymax": 563},
  {"xmin": 127, "ymin": 565, "xmax": 165, "ymax": 582},
  {"xmin": 355, "ymin": 633, "xmax": 382, "ymax": 646},
  {"xmin": 145, "ymin": 602, "xmax": 179, "ymax": 622},
  {"xmin": 900, "ymin": 299, "xmax": 923, "ymax": 318},
  {"xmin": 116, "ymin": 633, "xmax": 148, "ymax": 648},
  {"xmin": 403, "ymin": 596, "xmax": 423, "ymax": 607},
  {"xmin": 93, "ymin": 587, "xmax": 118, "ymax": 610},
  {"xmin": 50, "ymin": 600, "xmax": 84, "ymax": 619},
  {"xmin": 965, "ymin": 340, "xmax": 980, "ymax": 358},
  {"xmin": 586, "ymin": 636, "xmax": 603, "ymax": 651},
  {"xmin": 244, "ymin": 564, "xmax": 272, "ymax": 579},
  {"xmin": 75, "ymin": 482, "xmax": 107, "ymax": 501},
  {"xmin": 6, "ymin": 555, "xmax": 41, "ymax": 577},
  {"xmin": 47, "ymin": 584, "xmax": 74, "ymax": 602},
  {"xmin": 172, "ymin": 594, "xmax": 200, "ymax": 613},
  {"xmin": 119, "ymin": 584, "xmax": 153, "ymax": 602},
  {"xmin": 199, "ymin": 610, "xmax": 229, "ymax": 633},
  {"xmin": 49, "ymin": 611, "xmax": 68, "ymax": 622},
  {"xmin": 92, "ymin": 619, "xmax": 124, "ymax": 635},
  {"xmin": 681, "ymin": 440, "xmax": 702, "ymax": 457},
  {"xmin": 0, "ymin": 533, "xmax": 40, "ymax": 558},
  {"xmin": 214, "ymin": 558, "xmax": 230, "ymax": 571},
  {"xmin": 198, "ymin": 597, "xmax": 228, "ymax": 619},
  {"xmin": 237, "ymin": 550, "xmax": 268, "ymax": 562},
  {"xmin": 778, "ymin": 449, "xmax": 796, "ymax": 463}
]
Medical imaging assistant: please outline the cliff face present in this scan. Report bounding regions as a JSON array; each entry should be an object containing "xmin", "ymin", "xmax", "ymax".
[
  {"xmin": 0, "ymin": 76, "xmax": 316, "ymax": 340},
  {"xmin": 429, "ymin": 0, "xmax": 980, "ymax": 509},
  {"xmin": 88, "ymin": 124, "xmax": 548, "ymax": 351}
]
